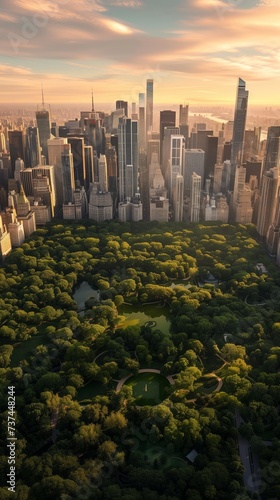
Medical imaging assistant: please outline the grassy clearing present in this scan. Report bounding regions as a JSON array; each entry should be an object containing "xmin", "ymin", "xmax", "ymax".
[{"xmin": 124, "ymin": 372, "xmax": 170, "ymax": 406}]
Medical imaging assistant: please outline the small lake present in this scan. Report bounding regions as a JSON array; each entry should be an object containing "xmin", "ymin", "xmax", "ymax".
[
  {"xmin": 73, "ymin": 281, "xmax": 100, "ymax": 315},
  {"xmin": 117, "ymin": 304, "xmax": 171, "ymax": 336}
]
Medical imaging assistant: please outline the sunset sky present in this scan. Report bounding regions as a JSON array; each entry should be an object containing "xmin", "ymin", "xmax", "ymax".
[{"xmin": 0, "ymin": 0, "xmax": 279, "ymax": 106}]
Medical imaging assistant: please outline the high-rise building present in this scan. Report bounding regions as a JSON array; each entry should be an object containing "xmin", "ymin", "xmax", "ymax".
[
  {"xmin": 139, "ymin": 93, "xmax": 146, "ymax": 152},
  {"xmin": 190, "ymin": 173, "xmax": 201, "ymax": 222},
  {"xmin": 26, "ymin": 127, "xmax": 41, "ymax": 167},
  {"xmin": 263, "ymin": 126, "xmax": 280, "ymax": 172},
  {"xmin": 8, "ymin": 130, "xmax": 26, "ymax": 175},
  {"xmin": 117, "ymin": 117, "xmax": 138, "ymax": 202},
  {"xmin": 32, "ymin": 165, "xmax": 56, "ymax": 215},
  {"xmin": 230, "ymin": 78, "xmax": 249, "ymax": 189},
  {"xmin": 162, "ymin": 127, "xmax": 180, "ymax": 183},
  {"xmin": 16, "ymin": 185, "xmax": 36, "ymax": 237},
  {"xmin": 213, "ymin": 163, "xmax": 224, "ymax": 194},
  {"xmin": 88, "ymin": 183, "xmax": 113, "ymax": 221},
  {"xmin": 36, "ymin": 107, "xmax": 51, "ymax": 163},
  {"xmin": 47, "ymin": 138, "xmax": 68, "ymax": 207},
  {"xmin": 98, "ymin": 155, "xmax": 108, "ymax": 192},
  {"xmin": 174, "ymin": 174, "xmax": 184, "ymax": 222},
  {"xmin": 0, "ymin": 215, "xmax": 12, "ymax": 261},
  {"xmin": 84, "ymin": 145, "xmax": 94, "ymax": 188},
  {"xmin": 232, "ymin": 166, "xmax": 253, "ymax": 223},
  {"xmin": 179, "ymin": 104, "xmax": 188, "ymax": 126},
  {"xmin": 67, "ymin": 137, "xmax": 86, "ymax": 188},
  {"xmin": 256, "ymin": 167, "xmax": 280, "ymax": 237},
  {"xmin": 183, "ymin": 149, "xmax": 205, "ymax": 195},
  {"xmin": 204, "ymin": 135, "xmax": 218, "ymax": 180},
  {"xmin": 116, "ymin": 100, "xmax": 128, "ymax": 117},
  {"xmin": 160, "ymin": 110, "xmax": 176, "ymax": 163},
  {"xmin": 61, "ymin": 144, "xmax": 75, "ymax": 204},
  {"xmin": 169, "ymin": 135, "xmax": 185, "ymax": 206},
  {"xmin": 146, "ymin": 79, "xmax": 153, "ymax": 134}
]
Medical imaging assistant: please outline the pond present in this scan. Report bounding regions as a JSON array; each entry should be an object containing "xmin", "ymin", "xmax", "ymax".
[
  {"xmin": 73, "ymin": 281, "xmax": 100, "ymax": 315},
  {"xmin": 117, "ymin": 304, "xmax": 171, "ymax": 336}
]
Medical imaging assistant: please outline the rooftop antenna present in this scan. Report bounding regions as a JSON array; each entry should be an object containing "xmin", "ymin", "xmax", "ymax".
[
  {"xmin": 91, "ymin": 88, "xmax": 94, "ymax": 113},
  {"xmin": 41, "ymin": 84, "xmax": 45, "ymax": 109}
]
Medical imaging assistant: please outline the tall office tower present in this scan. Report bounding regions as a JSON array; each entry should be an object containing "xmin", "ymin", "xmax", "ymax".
[
  {"xmin": 67, "ymin": 137, "xmax": 86, "ymax": 188},
  {"xmin": 169, "ymin": 135, "xmax": 185, "ymax": 206},
  {"xmin": 20, "ymin": 168, "xmax": 34, "ymax": 197},
  {"xmin": 263, "ymin": 126, "xmax": 280, "ymax": 172},
  {"xmin": 197, "ymin": 130, "xmax": 213, "ymax": 151},
  {"xmin": 174, "ymin": 174, "xmax": 184, "ymax": 222},
  {"xmin": 160, "ymin": 110, "xmax": 176, "ymax": 163},
  {"xmin": 116, "ymin": 100, "xmax": 128, "ymax": 118},
  {"xmin": 47, "ymin": 138, "xmax": 68, "ymax": 207},
  {"xmin": 230, "ymin": 78, "xmax": 249, "ymax": 189},
  {"xmin": 245, "ymin": 159, "xmax": 262, "ymax": 185},
  {"xmin": 131, "ymin": 102, "xmax": 138, "ymax": 120},
  {"xmin": 14, "ymin": 158, "xmax": 25, "ymax": 183},
  {"xmin": 266, "ymin": 189, "xmax": 280, "ymax": 255},
  {"xmin": 84, "ymin": 145, "xmax": 94, "ymax": 188},
  {"xmin": 0, "ymin": 188, "xmax": 7, "ymax": 210},
  {"xmin": 138, "ymin": 151, "xmax": 149, "ymax": 221},
  {"xmin": 61, "ymin": 144, "xmax": 75, "ymax": 204},
  {"xmin": 16, "ymin": 185, "xmax": 36, "ymax": 237},
  {"xmin": 213, "ymin": 163, "xmax": 224, "ymax": 194},
  {"xmin": 190, "ymin": 172, "xmax": 201, "ymax": 222},
  {"xmin": 216, "ymin": 130, "xmax": 224, "ymax": 164},
  {"xmin": 8, "ymin": 216, "xmax": 25, "ymax": 247},
  {"xmin": 36, "ymin": 95, "xmax": 51, "ymax": 163},
  {"xmin": 224, "ymin": 121, "xmax": 234, "ymax": 142},
  {"xmin": 179, "ymin": 104, "xmax": 189, "ymax": 126},
  {"xmin": 117, "ymin": 117, "xmax": 138, "ymax": 202},
  {"xmin": 162, "ymin": 127, "xmax": 180, "ymax": 183},
  {"xmin": 147, "ymin": 140, "xmax": 160, "ymax": 168},
  {"xmin": 146, "ymin": 79, "xmax": 153, "ymax": 135},
  {"xmin": 221, "ymin": 160, "xmax": 231, "ymax": 193},
  {"xmin": 139, "ymin": 93, "xmax": 146, "ymax": 152},
  {"xmin": 0, "ymin": 132, "xmax": 6, "ymax": 152},
  {"xmin": 232, "ymin": 166, "xmax": 253, "ymax": 223},
  {"xmin": 0, "ymin": 156, "xmax": 10, "ymax": 189},
  {"xmin": 98, "ymin": 155, "xmax": 108, "ymax": 192},
  {"xmin": 256, "ymin": 167, "xmax": 280, "ymax": 237},
  {"xmin": 32, "ymin": 165, "xmax": 56, "ymax": 216},
  {"xmin": 222, "ymin": 142, "xmax": 232, "ymax": 162},
  {"xmin": 88, "ymin": 183, "xmax": 113, "ymax": 221},
  {"xmin": 0, "ymin": 215, "xmax": 11, "ymax": 261},
  {"xmin": 26, "ymin": 127, "xmax": 41, "ymax": 167},
  {"xmin": 204, "ymin": 135, "xmax": 218, "ymax": 180},
  {"xmin": 8, "ymin": 130, "xmax": 26, "ymax": 175},
  {"xmin": 183, "ymin": 149, "xmax": 205, "ymax": 195},
  {"xmin": 105, "ymin": 147, "xmax": 118, "ymax": 197}
]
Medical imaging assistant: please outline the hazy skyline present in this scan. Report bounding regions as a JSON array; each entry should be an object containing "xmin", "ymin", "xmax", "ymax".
[{"xmin": 0, "ymin": 0, "xmax": 280, "ymax": 105}]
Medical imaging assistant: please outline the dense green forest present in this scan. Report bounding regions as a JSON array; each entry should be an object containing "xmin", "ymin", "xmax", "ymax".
[{"xmin": 0, "ymin": 220, "xmax": 280, "ymax": 499}]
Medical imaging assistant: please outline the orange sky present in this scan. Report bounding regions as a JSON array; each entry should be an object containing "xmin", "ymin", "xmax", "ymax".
[{"xmin": 0, "ymin": 0, "xmax": 280, "ymax": 105}]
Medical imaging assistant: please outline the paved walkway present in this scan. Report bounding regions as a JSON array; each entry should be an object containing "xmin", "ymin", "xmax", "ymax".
[{"xmin": 116, "ymin": 368, "xmax": 175, "ymax": 392}]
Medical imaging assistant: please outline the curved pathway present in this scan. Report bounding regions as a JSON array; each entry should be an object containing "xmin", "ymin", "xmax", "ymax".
[
  {"xmin": 93, "ymin": 350, "xmax": 109, "ymax": 364},
  {"xmin": 116, "ymin": 368, "xmax": 175, "ymax": 392}
]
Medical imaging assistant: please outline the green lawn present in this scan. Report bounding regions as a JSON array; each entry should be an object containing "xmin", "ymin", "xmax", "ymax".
[
  {"xmin": 77, "ymin": 380, "xmax": 107, "ymax": 401},
  {"xmin": 124, "ymin": 372, "xmax": 170, "ymax": 406},
  {"xmin": 10, "ymin": 335, "xmax": 49, "ymax": 367}
]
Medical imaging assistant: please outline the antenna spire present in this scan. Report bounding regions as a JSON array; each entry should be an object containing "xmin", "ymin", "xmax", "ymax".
[
  {"xmin": 41, "ymin": 84, "xmax": 45, "ymax": 108},
  {"xmin": 91, "ymin": 89, "xmax": 94, "ymax": 112}
]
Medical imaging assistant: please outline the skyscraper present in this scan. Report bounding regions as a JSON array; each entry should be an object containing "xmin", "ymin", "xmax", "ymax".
[
  {"xmin": 36, "ymin": 93, "xmax": 51, "ymax": 163},
  {"xmin": 190, "ymin": 172, "xmax": 201, "ymax": 222},
  {"xmin": 61, "ymin": 144, "xmax": 75, "ymax": 204},
  {"xmin": 160, "ymin": 110, "xmax": 176, "ymax": 164},
  {"xmin": 26, "ymin": 127, "xmax": 41, "ymax": 167},
  {"xmin": 67, "ymin": 137, "xmax": 86, "ymax": 188},
  {"xmin": 139, "ymin": 93, "xmax": 146, "ymax": 152},
  {"xmin": 256, "ymin": 167, "xmax": 280, "ymax": 237},
  {"xmin": 116, "ymin": 100, "xmax": 128, "ymax": 117},
  {"xmin": 146, "ymin": 79, "xmax": 153, "ymax": 134},
  {"xmin": 263, "ymin": 126, "xmax": 280, "ymax": 172},
  {"xmin": 230, "ymin": 78, "xmax": 249, "ymax": 189},
  {"xmin": 8, "ymin": 130, "xmax": 26, "ymax": 175},
  {"xmin": 117, "ymin": 117, "xmax": 138, "ymax": 202}
]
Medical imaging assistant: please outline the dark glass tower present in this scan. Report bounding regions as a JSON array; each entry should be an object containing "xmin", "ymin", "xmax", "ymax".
[
  {"xmin": 264, "ymin": 126, "xmax": 280, "ymax": 172},
  {"xmin": 160, "ymin": 110, "xmax": 176, "ymax": 164},
  {"xmin": 230, "ymin": 78, "xmax": 249, "ymax": 190},
  {"xmin": 36, "ymin": 110, "xmax": 51, "ymax": 163}
]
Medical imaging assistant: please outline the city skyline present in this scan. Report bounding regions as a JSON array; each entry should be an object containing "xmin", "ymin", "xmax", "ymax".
[{"xmin": 0, "ymin": 1, "xmax": 279, "ymax": 105}]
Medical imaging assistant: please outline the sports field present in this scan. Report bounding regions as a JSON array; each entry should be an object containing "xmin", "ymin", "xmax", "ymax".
[{"xmin": 124, "ymin": 372, "xmax": 170, "ymax": 406}]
